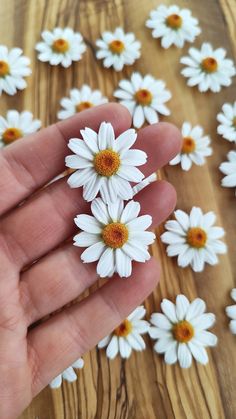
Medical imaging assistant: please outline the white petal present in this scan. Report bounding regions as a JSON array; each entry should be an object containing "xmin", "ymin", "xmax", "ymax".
[
  {"xmin": 74, "ymin": 214, "xmax": 102, "ymax": 233},
  {"xmin": 115, "ymin": 249, "xmax": 132, "ymax": 278},
  {"xmin": 97, "ymin": 247, "xmax": 115, "ymax": 277},
  {"xmin": 50, "ymin": 374, "xmax": 62, "ymax": 388},
  {"xmin": 127, "ymin": 214, "xmax": 152, "ymax": 231},
  {"xmin": 154, "ymin": 337, "xmax": 174, "ymax": 353},
  {"xmin": 73, "ymin": 232, "xmax": 99, "ymax": 247},
  {"xmin": 178, "ymin": 343, "xmax": 192, "ymax": 368},
  {"xmin": 161, "ymin": 299, "xmax": 178, "ymax": 323},
  {"xmin": 91, "ymin": 198, "xmax": 110, "ymax": 225},
  {"xmin": 186, "ymin": 298, "xmax": 206, "ymax": 321},
  {"xmin": 164, "ymin": 341, "xmax": 178, "ymax": 365},
  {"xmin": 150, "ymin": 313, "xmax": 172, "ymax": 330},
  {"xmin": 115, "ymin": 128, "xmax": 137, "ymax": 153},
  {"xmin": 98, "ymin": 335, "xmax": 111, "ymax": 348},
  {"xmin": 120, "ymin": 200, "xmax": 140, "ymax": 223},
  {"xmin": 176, "ymin": 295, "xmax": 190, "ymax": 321},
  {"xmin": 119, "ymin": 337, "xmax": 132, "ymax": 358},
  {"xmin": 81, "ymin": 242, "xmax": 106, "ymax": 263},
  {"xmin": 106, "ymin": 336, "xmax": 119, "ymax": 359},
  {"xmin": 193, "ymin": 331, "xmax": 217, "ymax": 347},
  {"xmin": 122, "ymin": 242, "xmax": 150, "ymax": 262},
  {"xmin": 188, "ymin": 342, "xmax": 209, "ymax": 365},
  {"xmin": 133, "ymin": 105, "xmax": 145, "ymax": 128}
]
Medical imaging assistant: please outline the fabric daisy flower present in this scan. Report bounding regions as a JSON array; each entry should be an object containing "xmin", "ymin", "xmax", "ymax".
[
  {"xmin": 95, "ymin": 27, "xmax": 141, "ymax": 71},
  {"xmin": 161, "ymin": 207, "xmax": 227, "ymax": 272},
  {"xmin": 65, "ymin": 121, "xmax": 147, "ymax": 203},
  {"xmin": 149, "ymin": 295, "xmax": 217, "ymax": 368},
  {"xmin": 50, "ymin": 358, "xmax": 84, "ymax": 389},
  {"xmin": 226, "ymin": 289, "xmax": 236, "ymax": 335},
  {"xmin": 98, "ymin": 306, "xmax": 150, "ymax": 358},
  {"xmin": 219, "ymin": 151, "xmax": 236, "ymax": 194},
  {"xmin": 169, "ymin": 122, "xmax": 212, "ymax": 171},
  {"xmin": 0, "ymin": 45, "xmax": 31, "ymax": 96},
  {"xmin": 146, "ymin": 4, "xmax": 201, "ymax": 49},
  {"xmin": 35, "ymin": 28, "xmax": 86, "ymax": 68},
  {"xmin": 0, "ymin": 110, "xmax": 41, "ymax": 147},
  {"xmin": 180, "ymin": 43, "xmax": 236, "ymax": 92},
  {"xmin": 114, "ymin": 72, "xmax": 171, "ymax": 128},
  {"xmin": 217, "ymin": 102, "xmax": 236, "ymax": 143},
  {"xmin": 74, "ymin": 198, "xmax": 155, "ymax": 278},
  {"xmin": 57, "ymin": 85, "xmax": 108, "ymax": 119}
]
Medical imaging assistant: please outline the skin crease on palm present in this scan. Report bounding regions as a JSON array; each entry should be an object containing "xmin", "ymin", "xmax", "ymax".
[{"xmin": 0, "ymin": 103, "xmax": 181, "ymax": 419}]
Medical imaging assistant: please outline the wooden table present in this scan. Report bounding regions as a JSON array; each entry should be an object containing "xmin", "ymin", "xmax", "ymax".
[{"xmin": 1, "ymin": 0, "xmax": 236, "ymax": 418}]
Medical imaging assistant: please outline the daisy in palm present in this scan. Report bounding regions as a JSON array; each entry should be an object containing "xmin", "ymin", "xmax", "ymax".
[
  {"xmin": 180, "ymin": 43, "xmax": 236, "ymax": 92},
  {"xmin": 0, "ymin": 110, "xmax": 41, "ymax": 147},
  {"xmin": 161, "ymin": 207, "xmax": 227, "ymax": 272},
  {"xmin": 65, "ymin": 121, "xmax": 147, "ymax": 203},
  {"xmin": 35, "ymin": 28, "xmax": 86, "ymax": 68},
  {"xmin": 226, "ymin": 289, "xmax": 236, "ymax": 335},
  {"xmin": 169, "ymin": 122, "xmax": 212, "ymax": 171},
  {"xmin": 98, "ymin": 306, "xmax": 150, "ymax": 359},
  {"xmin": 96, "ymin": 27, "xmax": 141, "ymax": 71},
  {"xmin": 74, "ymin": 198, "xmax": 155, "ymax": 278},
  {"xmin": 0, "ymin": 45, "xmax": 31, "ymax": 96},
  {"xmin": 219, "ymin": 151, "xmax": 236, "ymax": 195},
  {"xmin": 146, "ymin": 4, "xmax": 201, "ymax": 49},
  {"xmin": 57, "ymin": 85, "xmax": 108, "ymax": 119},
  {"xmin": 149, "ymin": 295, "xmax": 217, "ymax": 368},
  {"xmin": 114, "ymin": 72, "xmax": 171, "ymax": 128},
  {"xmin": 50, "ymin": 358, "xmax": 84, "ymax": 389},
  {"xmin": 217, "ymin": 102, "xmax": 236, "ymax": 143}
]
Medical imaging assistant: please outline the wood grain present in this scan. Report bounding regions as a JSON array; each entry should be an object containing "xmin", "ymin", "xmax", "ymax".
[{"xmin": 0, "ymin": 0, "xmax": 236, "ymax": 418}]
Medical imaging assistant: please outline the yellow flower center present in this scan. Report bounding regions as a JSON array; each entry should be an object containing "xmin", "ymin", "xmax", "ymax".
[
  {"xmin": 187, "ymin": 227, "xmax": 207, "ymax": 248},
  {"xmin": 166, "ymin": 14, "xmax": 183, "ymax": 29},
  {"xmin": 76, "ymin": 101, "xmax": 93, "ymax": 112},
  {"xmin": 109, "ymin": 39, "xmax": 125, "ymax": 54},
  {"xmin": 52, "ymin": 38, "xmax": 69, "ymax": 53},
  {"xmin": 94, "ymin": 149, "xmax": 120, "ymax": 177},
  {"xmin": 135, "ymin": 89, "xmax": 153, "ymax": 106},
  {"xmin": 113, "ymin": 319, "xmax": 132, "ymax": 337},
  {"xmin": 201, "ymin": 57, "xmax": 218, "ymax": 73},
  {"xmin": 172, "ymin": 320, "xmax": 194, "ymax": 343},
  {"xmin": 2, "ymin": 128, "xmax": 23, "ymax": 144},
  {"xmin": 0, "ymin": 60, "xmax": 10, "ymax": 77},
  {"xmin": 102, "ymin": 222, "xmax": 129, "ymax": 249},
  {"xmin": 182, "ymin": 137, "xmax": 196, "ymax": 154}
]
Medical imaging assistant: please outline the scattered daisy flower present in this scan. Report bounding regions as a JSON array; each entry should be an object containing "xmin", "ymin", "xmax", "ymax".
[
  {"xmin": 35, "ymin": 28, "xmax": 86, "ymax": 68},
  {"xmin": 161, "ymin": 206, "xmax": 227, "ymax": 272},
  {"xmin": 74, "ymin": 198, "xmax": 155, "ymax": 278},
  {"xmin": 180, "ymin": 43, "xmax": 236, "ymax": 92},
  {"xmin": 114, "ymin": 72, "xmax": 171, "ymax": 128},
  {"xmin": 65, "ymin": 121, "xmax": 147, "ymax": 203},
  {"xmin": 226, "ymin": 289, "xmax": 236, "ymax": 335},
  {"xmin": 219, "ymin": 151, "xmax": 236, "ymax": 195},
  {"xmin": 133, "ymin": 172, "xmax": 157, "ymax": 195},
  {"xmin": 0, "ymin": 110, "xmax": 41, "ymax": 147},
  {"xmin": 57, "ymin": 85, "xmax": 108, "ymax": 119},
  {"xmin": 146, "ymin": 4, "xmax": 201, "ymax": 49},
  {"xmin": 169, "ymin": 122, "xmax": 212, "ymax": 171},
  {"xmin": 49, "ymin": 358, "xmax": 84, "ymax": 389},
  {"xmin": 98, "ymin": 306, "xmax": 150, "ymax": 358},
  {"xmin": 217, "ymin": 102, "xmax": 236, "ymax": 143},
  {"xmin": 149, "ymin": 295, "xmax": 217, "ymax": 368},
  {"xmin": 0, "ymin": 45, "xmax": 31, "ymax": 96},
  {"xmin": 96, "ymin": 27, "xmax": 141, "ymax": 71}
]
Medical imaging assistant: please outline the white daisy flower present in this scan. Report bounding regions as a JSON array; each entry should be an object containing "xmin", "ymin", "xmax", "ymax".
[
  {"xmin": 50, "ymin": 358, "xmax": 84, "ymax": 389},
  {"xmin": 180, "ymin": 43, "xmax": 236, "ymax": 92},
  {"xmin": 98, "ymin": 306, "xmax": 150, "ymax": 359},
  {"xmin": 149, "ymin": 295, "xmax": 217, "ymax": 368},
  {"xmin": 65, "ymin": 121, "xmax": 147, "ymax": 203},
  {"xmin": 35, "ymin": 28, "xmax": 86, "ymax": 68},
  {"xmin": 146, "ymin": 4, "xmax": 201, "ymax": 49},
  {"xmin": 57, "ymin": 85, "xmax": 108, "ymax": 120},
  {"xmin": 169, "ymin": 122, "xmax": 212, "ymax": 171},
  {"xmin": 74, "ymin": 198, "xmax": 155, "ymax": 278},
  {"xmin": 0, "ymin": 110, "xmax": 41, "ymax": 147},
  {"xmin": 161, "ymin": 207, "xmax": 227, "ymax": 272},
  {"xmin": 226, "ymin": 289, "xmax": 236, "ymax": 335},
  {"xmin": 96, "ymin": 27, "xmax": 141, "ymax": 72},
  {"xmin": 114, "ymin": 72, "xmax": 171, "ymax": 128},
  {"xmin": 219, "ymin": 151, "xmax": 236, "ymax": 194},
  {"xmin": 0, "ymin": 45, "xmax": 31, "ymax": 96},
  {"xmin": 217, "ymin": 102, "xmax": 236, "ymax": 143}
]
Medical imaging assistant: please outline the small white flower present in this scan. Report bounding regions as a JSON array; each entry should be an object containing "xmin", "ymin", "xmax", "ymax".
[
  {"xmin": 219, "ymin": 151, "xmax": 236, "ymax": 195},
  {"xmin": 146, "ymin": 4, "xmax": 201, "ymax": 49},
  {"xmin": 149, "ymin": 295, "xmax": 217, "ymax": 368},
  {"xmin": 169, "ymin": 122, "xmax": 212, "ymax": 171},
  {"xmin": 35, "ymin": 28, "xmax": 86, "ymax": 68},
  {"xmin": 0, "ymin": 45, "xmax": 31, "ymax": 96},
  {"xmin": 226, "ymin": 289, "xmax": 236, "ymax": 335},
  {"xmin": 114, "ymin": 72, "xmax": 171, "ymax": 128},
  {"xmin": 98, "ymin": 306, "xmax": 150, "ymax": 358},
  {"xmin": 96, "ymin": 27, "xmax": 141, "ymax": 71},
  {"xmin": 161, "ymin": 207, "xmax": 227, "ymax": 272},
  {"xmin": 217, "ymin": 102, "xmax": 236, "ymax": 143},
  {"xmin": 50, "ymin": 358, "xmax": 84, "ymax": 389},
  {"xmin": 180, "ymin": 43, "xmax": 236, "ymax": 92},
  {"xmin": 74, "ymin": 198, "xmax": 155, "ymax": 278},
  {"xmin": 0, "ymin": 110, "xmax": 41, "ymax": 147},
  {"xmin": 57, "ymin": 85, "xmax": 108, "ymax": 119},
  {"xmin": 65, "ymin": 121, "xmax": 147, "ymax": 203}
]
